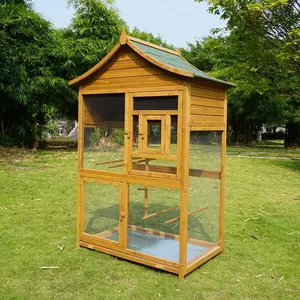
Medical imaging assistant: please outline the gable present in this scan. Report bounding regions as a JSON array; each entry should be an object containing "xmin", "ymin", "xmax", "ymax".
[{"xmin": 81, "ymin": 46, "xmax": 184, "ymax": 93}]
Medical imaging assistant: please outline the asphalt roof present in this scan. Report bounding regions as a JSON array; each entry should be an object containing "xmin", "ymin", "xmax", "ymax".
[{"xmin": 131, "ymin": 40, "xmax": 235, "ymax": 87}]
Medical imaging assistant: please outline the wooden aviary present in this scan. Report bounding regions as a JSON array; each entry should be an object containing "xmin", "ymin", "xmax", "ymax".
[{"xmin": 69, "ymin": 29, "xmax": 235, "ymax": 279}]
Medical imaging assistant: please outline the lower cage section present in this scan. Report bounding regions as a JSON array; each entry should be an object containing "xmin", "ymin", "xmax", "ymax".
[
  {"xmin": 106, "ymin": 228, "xmax": 211, "ymax": 263},
  {"xmin": 79, "ymin": 226, "xmax": 222, "ymax": 277}
]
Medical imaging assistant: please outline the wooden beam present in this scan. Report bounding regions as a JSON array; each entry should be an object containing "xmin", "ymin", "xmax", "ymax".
[
  {"xmin": 79, "ymin": 241, "xmax": 179, "ymax": 274},
  {"xmin": 119, "ymin": 28, "xmax": 128, "ymax": 45},
  {"xmin": 132, "ymin": 110, "xmax": 178, "ymax": 115},
  {"xmin": 131, "ymin": 153, "xmax": 177, "ymax": 161},
  {"xmin": 178, "ymin": 83, "xmax": 191, "ymax": 280},
  {"xmin": 219, "ymin": 90, "xmax": 228, "ymax": 252},
  {"xmin": 77, "ymin": 87, "xmax": 84, "ymax": 248},
  {"xmin": 79, "ymin": 169, "xmax": 181, "ymax": 190},
  {"xmin": 185, "ymin": 246, "xmax": 222, "ymax": 275},
  {"xmin": 132, "ymin": 163, "xmax": 221, "ymax": 179},
  {"xmin": 120, "ymin": 182, "xmax": 129, "ymax": 249},
  {"xmin": 144, "ymin": 159, "xmax": 150, "ymax": 217}
]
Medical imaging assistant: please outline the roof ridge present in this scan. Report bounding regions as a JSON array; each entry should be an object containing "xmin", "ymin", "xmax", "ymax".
[{"xmin": 127, "ymin": 35, "xmax": 180, "ymax": 57}]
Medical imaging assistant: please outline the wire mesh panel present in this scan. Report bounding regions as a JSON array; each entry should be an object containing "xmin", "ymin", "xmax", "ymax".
[
  {"xmin": 83, "ymin": 94, "xmax": 125, "ymax": 172},
  {"xmin": 133, "ymin": 96, "xmax": 178, "ymax": 110},
  {"xmin": 147, "ymin": 120, "xmax": 162, "ymax": 150},
  {"xmin": 170, "ymin": 116, "xmax": 178, "ymax": 156},
  {"xmin": 190, "ymin": 131, "xmax": 221, "ymax": 171},
  {"xmin": 128, "ymin": 184, "xmax": 180, "ymax": 262},
  {"xmin": 84, "ymin": 181, "xmax": 120, "ymax": 242},
  {"xmin": 187, "ymin": 131, "xmax": 222, "ymax": 263}
]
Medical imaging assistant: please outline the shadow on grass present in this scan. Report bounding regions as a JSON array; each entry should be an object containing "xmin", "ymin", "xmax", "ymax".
[
  {"xmin": 270, "ymin": 159, "xmax": 300, "ymax": 171},
  {"xmin": 85, "ymin": 202, "xmax": 213, "ymax": 242},
  {"xmin": 254, "ymin": 140, "xmax": 284, "ymax": 149}
]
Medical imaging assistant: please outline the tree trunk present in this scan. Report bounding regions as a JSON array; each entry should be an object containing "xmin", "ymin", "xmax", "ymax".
[
  {"xmin": 285, "ymin": 122, "xmax": 300, "ymax": 147},
  {"xmin": 32, "ymin": 118, "xmax": 38, "ymax": 151},
  {"xmin": 256, "ymin": 125, "xmax": 262, "ymax": 142}
]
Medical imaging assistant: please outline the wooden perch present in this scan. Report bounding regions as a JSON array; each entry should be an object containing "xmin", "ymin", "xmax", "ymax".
[
  {"xmin": 109, "ymin": 163, "xmax": 124, "ymax": 169},
  {"xmin": 164, "ymin": 206, "xmax": 208, "ymax": 224},
  {"xmin": 142, "ymin": 205, "xmax": 179, "ymax": 220},
  {"xmin": 132, "ymin": 158, "xmax": 155, "ymax": 164},
  {"xmin": 96, "ymin": 157, "xmax": 141, "ymax": 166},
  {"xmin": 109, "ymin": 158, "xmax": 155, "ymax": 169},
  {"xmin": 137, "ymin": 187, "xmax": 155, "ymax": 191}
]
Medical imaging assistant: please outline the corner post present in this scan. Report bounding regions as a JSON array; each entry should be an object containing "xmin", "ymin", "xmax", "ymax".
[
  {"xmin": 77, "ymin": 87, "xmax": 84, "ymax": 248},
  {"xmin": 219, "ymin": 89, "xmax": 227, "ymax": 252},
  {"xmin": 179, "ymin": 83, "xmax": 191, "ymax": 279}
]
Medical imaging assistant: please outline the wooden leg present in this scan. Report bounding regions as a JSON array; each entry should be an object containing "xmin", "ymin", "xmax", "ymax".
[{"xmin": 144, "ymin": 159, "xmax": 150, "ymax": 217}]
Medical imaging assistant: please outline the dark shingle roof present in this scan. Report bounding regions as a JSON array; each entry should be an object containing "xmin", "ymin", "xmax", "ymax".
[{"xmin": 132, "ymin": 41, "xmax": 235, "ymax": 87}]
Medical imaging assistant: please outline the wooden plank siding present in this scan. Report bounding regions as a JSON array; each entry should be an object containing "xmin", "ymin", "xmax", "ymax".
[
  {"xmin": 81, "ymin": 46, "xmax": 183, "ymax": 93},
  {"xmin": 190, "ymin": 83, "xmax": 226, "ymax": 131}
]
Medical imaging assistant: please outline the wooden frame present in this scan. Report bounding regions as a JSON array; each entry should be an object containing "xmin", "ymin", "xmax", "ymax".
[
  {"xmin": 71, "ymin": 30, "xmax": 230, "ymax": 280},
  {"xmin": 141, "ymin": 115, "xmax": 167, "ymax": 154}
]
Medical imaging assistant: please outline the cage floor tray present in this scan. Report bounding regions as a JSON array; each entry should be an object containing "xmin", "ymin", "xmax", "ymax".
[{"xmin": 107, "ymin": 229, "xmax": 210, "ymax": 263}]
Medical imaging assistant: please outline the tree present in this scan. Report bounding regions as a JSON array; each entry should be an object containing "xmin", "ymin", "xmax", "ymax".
[
  {"xmin": 0, "ymin": 2, "xmax": 75, "ymax": 148},
  {"xmin": 194, "ymin": 0, "xmax": 300, "ymax": 146},
  {"xmin": 182, "ymin": 31, "xmax": 291, "ymax": 144},
  {"xmin": 0, "ymin": 0, "xmax": 128, "ymax": 148},
  {"xmin": 129, "ymin": 27, "xmax": 175, "ymax": 49},
  {"xmin": 65, "ymin": 0, "xmax": 126, "ymax": 76},
  {"xmin": 196, "ymin": 0, "xmax": 300, "ymax": 71}
]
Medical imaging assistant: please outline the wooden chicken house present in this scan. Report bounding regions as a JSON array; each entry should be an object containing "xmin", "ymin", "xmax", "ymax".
[{"xmin": 69, "ymin": 29, "xmax": 235, "ymax": 279}]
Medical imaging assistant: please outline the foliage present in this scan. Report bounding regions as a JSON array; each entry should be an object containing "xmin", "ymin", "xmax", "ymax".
[
  {"xmin": 111, "ymin": 128, "xmax": 124, "ymax": 146},
  {"xmin": 196, "ymin": 0, "xmax": 300, "ymax": 71},
  {"xmin": 64, "ymin": 0, "xmax": 126, "ymax": 77},
  {"xmin": 130, "ymin": 27, "xmax": 175, "ymax": 49},
  {"xmin": 68, "ymin": 0, "xmax": 125, "ymax": 40},
  {"xmin": 191, "ymin": 0, "xmax": 300, "ymax": 146},
  {"xmin": 0, "ymin": 0, "xmax": 127, "ymax": 148},
  {"xmin": 88, "ymin": 127, "xmax": 106, "ymax": 147},
  {"xmin": 0, "ymin": 2, "xmax": 76, "ymax": 148},
  {"xmin": 88, "ymin": 128, "xmax": 124, "ymax": 147}
]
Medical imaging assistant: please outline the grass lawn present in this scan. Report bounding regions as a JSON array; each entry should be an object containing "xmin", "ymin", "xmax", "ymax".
[{"xmin": 0, "ymin": 147, "xmax": 300, "ymax": 299}]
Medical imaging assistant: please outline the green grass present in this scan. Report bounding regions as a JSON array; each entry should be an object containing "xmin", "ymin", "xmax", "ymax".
[{"xmin": 0, "ymin": 147, "xmax": 300, "ymax": 299}]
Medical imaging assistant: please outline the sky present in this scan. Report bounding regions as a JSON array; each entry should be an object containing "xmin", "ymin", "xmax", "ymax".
[{"xmin": 33, "ymin": 0, "xmax": 225, "ymax": 48}]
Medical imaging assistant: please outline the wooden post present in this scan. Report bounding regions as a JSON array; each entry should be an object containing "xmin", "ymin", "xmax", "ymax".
[
  {"xmin": 77, "ymin": 88, "xmax": 84, "ymax": 248},
  {"xmin": 120, "ymin": 182, "xmax": 129, "ymax": 249},
  {"xmin": 144, "ymin": 159, "xmax": 150, "ymax": 217},
  {"xmin": 219, "ymin": 89, "xmax": 227, "ymax": 252},
  {"xmin": 178, "ymin": 84, "xmax": 191, "ymax": 280}
]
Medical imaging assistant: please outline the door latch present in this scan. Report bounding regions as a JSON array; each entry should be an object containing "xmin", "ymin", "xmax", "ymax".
[
  {"xmin": 119, "ymin": 212, "xmax": 126, "ymax": 222},
  {"xmin": 124, "ymin": 131, "xmax": 131, "ymax": 139}
]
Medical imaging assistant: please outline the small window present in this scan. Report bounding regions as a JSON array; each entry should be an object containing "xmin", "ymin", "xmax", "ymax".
[{"xmin": 134, "ymin": 96, "xmax": 178, "ymax": 110}]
